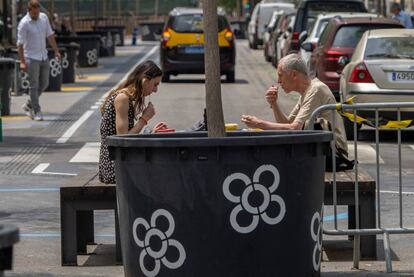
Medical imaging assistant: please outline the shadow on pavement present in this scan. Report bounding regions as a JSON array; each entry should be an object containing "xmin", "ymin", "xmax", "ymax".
[
  {"xmin": 79, "ymin": 244, "xmax": 119, "ymax": 267},
  {"xmin": 323, "ymin": 239, "xmax": 399, "ymax": 262}
]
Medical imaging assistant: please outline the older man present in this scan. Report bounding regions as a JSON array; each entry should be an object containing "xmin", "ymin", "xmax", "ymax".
[
  {"xmin": 17, "ymin": 0, "xmax": 61, "ymax": 121},
  {"xmin": 241, "ymin": 53, "xmax": 348, "ymax": 157}
]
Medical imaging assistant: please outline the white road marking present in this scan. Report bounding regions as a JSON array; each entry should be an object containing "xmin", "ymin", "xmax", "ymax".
[
  {"xmin": 347, "ymin": 143, "xmax": 385, "ymax": 164},
  {"xmin": 381, "ymin": 190, "xmax": 414, "ymax": 195},
  {"xmin": 91, "ymin": 105, "xmax": 99, "ymax": 110},
  {"xmin": 56, "ymin": 45, "xmax": 159, "ymax": 145},
  {"xmin": 70, "ymin": 142, "xmax": 100, "ymax": 163},
  {"xmin": 32, "ymin": 163, "xmax": 77, "ymax": 176},
  {"xmin": 409, "ymin": 145, "xmax": 414, "ymax": 151},
  {"xmin": 56, "ymin": 110, "xmax": 94, "ymax": 144}
]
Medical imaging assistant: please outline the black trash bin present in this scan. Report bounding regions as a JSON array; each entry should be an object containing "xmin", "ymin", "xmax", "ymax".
[
  {"xmin": 0, "ymin": 224, "xmax": 19, "ymax": 274},
  {"xmin": 45, "ymin": 47, "xmax": 66, "ymax": 92},
  {"xmin": 139, "ymin": 21, "xmax": 164, "ymax": 41},
  {"xmin": 2, "ymin": 48, "xmax": 28, "ymax": 97},
  {"xmin": 58, "ymin": 42, "xmax": 80, "ymax": 83},
  {"xmin": 93, "ymin": 25, "xmax": 125, "ymax": 46},
  {"xmin": 108, "ymin": 131, "xmax": 331, "ymax": 277},
  {"xmin": 77, "ymin": 31, "xmax": 115, "ymax": 57},
  {"xmin": 56, "ymin": 35, "xmax": 100, "ymax": 67},
  {"xmin": 0, "ymin": 58, "xmax": 15, "ymax": 116}
]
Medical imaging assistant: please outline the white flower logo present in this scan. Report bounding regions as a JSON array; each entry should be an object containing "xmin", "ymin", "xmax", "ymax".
[
  {"xmin": 132, "ymin": 209, "xmax": 186, "ymax": 277},
  {"xmin": 20, "ymin": 71, "xmax": 30, "ymax": 90},
  {"xmin": 62, "ymin": 52, "xmax": 69, "ymax": 69},
  {"xmin": 86, "ymin": 49, "xmax": 98, "ymax": 65},
  {"xmin": 311, "ymin": 209, "xmax": 323, "ymax": 271},
  {"xmin": 223, "ymin": 164, "xmax": 286, "ymax": 234},
  {"xmin": 49, "ymin": 58, "xmax": 62, "ymax": 77}
]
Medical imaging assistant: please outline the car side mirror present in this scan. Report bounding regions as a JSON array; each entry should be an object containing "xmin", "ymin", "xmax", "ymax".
[
  {"xmin": 338, "ymin": 56, "xmax": 350, "ymax": 66},
  {"xmin": 301, "ymin": 42, "xmax": 314, "ymax": 52},
  {"xmin": 298, "ymin": 31, "xmax": 308, "ymax": 45},
  {"xmin": 287, "ymin": 26, "xmax": 292, "ymax": 33}
]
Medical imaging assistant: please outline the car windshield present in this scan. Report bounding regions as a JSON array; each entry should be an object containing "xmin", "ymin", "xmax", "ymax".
[
  {"xmin": 304, "ymin": 2, "xmax": 363, "ymax": 30},
  {"xmin": 315, "ymin": 19, "xmax": 330, "ymax": 38},
  {"xmin": 171, "ymin": 14, "xmax": 227, "ymax": 33},
  {"xmin": 332, "ymin": 24, "xmax": 398, "ymax": 48},
  {"xmin": 365, "ymin": 37, "xmax": 414, "ymax": 59}
]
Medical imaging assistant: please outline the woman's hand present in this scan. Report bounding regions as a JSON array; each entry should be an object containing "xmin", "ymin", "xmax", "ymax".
[
  {"xmin": 142, "ymin": 102, "xmax": 155, "ymax": 121},
  {"xmin": 241, "ymin": 115, "xmax": 262, "ymax": 129},
  {"xmin": 265, "ymin": 85, "xmax": 278, "ymax": 108},
  {"xmin": 153, "ymin": 122, "xmax": 168, "ymax": 133}
]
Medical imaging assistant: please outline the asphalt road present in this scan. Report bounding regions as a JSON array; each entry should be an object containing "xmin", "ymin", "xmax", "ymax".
[{"xmin": 1, "ymin": 39, "xmax": 414, "ymax": 276}]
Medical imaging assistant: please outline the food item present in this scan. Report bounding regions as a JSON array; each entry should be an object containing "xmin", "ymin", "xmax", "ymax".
[{"xmin": 225, "ymin": 123, "xmax": 239, "ymax": 131}]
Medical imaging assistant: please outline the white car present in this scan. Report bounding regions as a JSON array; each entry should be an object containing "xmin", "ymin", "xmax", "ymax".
[
  {"xmin": 263, "ymin": 10, "xmax": 285, "ymax": 61},
  {"xmin": 300, "ymin": 12, "xmax": 380, "ymax": 76},
  {"xmin": 248, "ymin": 2, "xmax": 295, "ymax": 49},
  {"xmin": 340, "ymin": 28, "xmax": 414, "ymax": 137}
]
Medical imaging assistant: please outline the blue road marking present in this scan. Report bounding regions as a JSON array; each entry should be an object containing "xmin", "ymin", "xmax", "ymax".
[
  {"xmin": 323, "ymin": 212, "xmax": 348, "ymax": 221},
  {"xmin": 0, "ymin": 188, "xmax": 59, "ymax": 192}
]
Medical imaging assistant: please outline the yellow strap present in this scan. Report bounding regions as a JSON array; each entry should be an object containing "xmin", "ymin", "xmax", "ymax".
[
  {"xmin": 340, "ymin": 112, "xmax": 366, "ymax": 124},
  {"xmin": 379, "ymin": 120, "xmax": 412, "ymax": 129}
]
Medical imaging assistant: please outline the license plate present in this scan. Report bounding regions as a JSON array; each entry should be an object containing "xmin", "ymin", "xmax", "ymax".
[
  {"xmin": 391, "ymin": 71, "xmax": 414, "ymax": 81},
  {"xmin": 183, "ymin": 46, "xmax": 204, "ymax": 54}
]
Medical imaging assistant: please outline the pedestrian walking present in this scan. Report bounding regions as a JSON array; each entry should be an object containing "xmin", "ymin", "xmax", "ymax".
[
  {"xmin": 99, "ymin": 60, "xmax": 169, "ymax": 184},
  {"xmin": 17, "ymin": 0, "xmax": 61, "ymax": 121},
  {"xmin": 390, "ymin": 2, "xmax": 413, "ymax": 28}
]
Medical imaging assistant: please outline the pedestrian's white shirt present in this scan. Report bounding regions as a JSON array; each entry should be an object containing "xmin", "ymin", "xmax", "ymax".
[{"xmin": 17, "ymin": 12, "xmax": 54, "ymax": 61}]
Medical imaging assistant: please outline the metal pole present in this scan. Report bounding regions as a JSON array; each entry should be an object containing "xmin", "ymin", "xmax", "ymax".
[
  {"xmin": 375, "ymin": 109, "xmax": 382, "ymax": 228},
  {"xmin": 70, "ymin": 0, "xmax": 75, "ymax": 32},
  {"xmin": 117, "ymin": 0, "xmax": 121, "ymax": 17},
  {"xmin": 154, "ymin": 0, "xmax": 159, "ymax": 18},
  {"xmin": 11, "ymin": 0, "xmax": 17, "ymax": 43},
  {"xmin": 202, "ymin": 0, "xmax": 226, "ymax": 137},
  {"xmin": 398, "ymin": 108, "xmax": 403, "ymax": 228},
  {"xmin": 352, "ymin": 108, "xmax": 360, "ymax": 269}
]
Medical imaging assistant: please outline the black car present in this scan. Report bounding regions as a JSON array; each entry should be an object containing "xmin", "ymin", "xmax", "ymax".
[{"xmin": 160, "ymin": 8, "xmax": 236, "ymax": 82}]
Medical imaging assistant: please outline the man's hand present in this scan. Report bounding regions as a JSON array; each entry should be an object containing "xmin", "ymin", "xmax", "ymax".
[
  {"xmin": 20, "ymin": 61, "xmax": 27, "ymax": 72},
  {"xmin": 265, "ymin": 85, "xmax": 278, "ymax": 108},
  {"xmin": 54, "ymin": 51, "xmax": 61, "ymax": 61},
  {"xmin": 241, "ymin": 115, "xmax": 262, "ymax": 129}
]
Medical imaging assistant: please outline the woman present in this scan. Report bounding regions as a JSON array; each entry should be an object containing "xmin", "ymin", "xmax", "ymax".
[{"xmin": 99, "ymin": 60, "xmax": 166, "ymax": 184}]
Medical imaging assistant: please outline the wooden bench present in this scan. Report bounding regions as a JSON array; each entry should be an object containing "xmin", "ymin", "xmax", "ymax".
[
  {"xmin": 60, "ymin": 172, "xmax": 121, "ymax": 266},
  {"xmin": 60, "ymin": 168, "xmax": 376, "ymax": 265},
  {"xmin": 324, "ymin": 168, "xmax": 376, "ymax": 259}
]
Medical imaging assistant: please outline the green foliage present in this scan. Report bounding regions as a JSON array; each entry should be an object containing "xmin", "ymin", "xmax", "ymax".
[{"xmin": 218, "ymin": 0, "xmax": 237, "ymax": 10}]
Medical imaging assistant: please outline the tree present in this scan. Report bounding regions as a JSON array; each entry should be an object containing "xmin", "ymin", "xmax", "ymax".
[{"xmin": 202, "ymin": 0, "xmax": 226, "ymax": 137}]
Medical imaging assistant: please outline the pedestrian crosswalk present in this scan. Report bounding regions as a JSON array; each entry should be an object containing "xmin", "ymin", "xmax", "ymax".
[
  {"xmin": 68, "ymin": 142, "xmax": 414, "ymax": 165},
  {"xmin": 69, "ymin": 142, "xmax": 100, "ymax": 163}
]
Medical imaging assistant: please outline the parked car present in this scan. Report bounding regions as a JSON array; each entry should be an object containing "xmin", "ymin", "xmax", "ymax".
[
  {"xmin": 275, "ymin": 14, "xmax": 296, "ymax": 66},
  {"xmin": 340, "ymin": 29, "xmax": 414, "ymax": 137},
  {"xmin": 291, "ymin": 0, "xmax": 368, "ymax": 53},
  {"xmin": 267, "ymin": 12, "xmax": 291, "ymax": 66},
  {"xmin": 160, "ymin": 8, "xmax": 236, "ymax": 82},
  {"xmin": 300, "ymin": 12, "xmax": 379, "ymax": 75},
  {"xmin": 310, "ymin": 16, "xmax": 403, "ymax": 100},
  {"xmin": 248, "ymin": 2, "xmax": 295, "ymax": 49},
  {"xmin": 263, "ymin": 11, "xmax": 285, "ymax": 61}
]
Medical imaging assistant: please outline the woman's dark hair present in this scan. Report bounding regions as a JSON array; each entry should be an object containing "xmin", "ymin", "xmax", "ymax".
[{"xmin": 100, "ymin": 60, "xmax": 162, "ymax": 115}]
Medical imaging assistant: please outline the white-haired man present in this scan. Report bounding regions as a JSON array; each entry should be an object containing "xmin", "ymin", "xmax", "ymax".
[{"xmin": 241, "ymin": 53, "xmax": 348, "ymax": 158}]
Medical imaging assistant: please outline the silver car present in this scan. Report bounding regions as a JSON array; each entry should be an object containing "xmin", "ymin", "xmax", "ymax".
[{"xmin": 339, "ymin": 29, "xmax": 414, "ymax": 135}]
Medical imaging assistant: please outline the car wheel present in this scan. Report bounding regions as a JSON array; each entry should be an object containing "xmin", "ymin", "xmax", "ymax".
[
  {"xmin": 226, "ymin": 71, "xmax": 235, "ymax": 83},
  {"xmin": 343, "ymin": 116, "xmax": 362, "ymax": 141},
  {"xmin": 162, "ymin": 73, "xmax": 170, "ymax": 83}
]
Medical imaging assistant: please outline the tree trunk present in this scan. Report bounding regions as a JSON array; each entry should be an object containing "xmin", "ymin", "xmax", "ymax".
[{"xmin": 203, "ymin": 0, "xmax": 226, "ymax": 137}]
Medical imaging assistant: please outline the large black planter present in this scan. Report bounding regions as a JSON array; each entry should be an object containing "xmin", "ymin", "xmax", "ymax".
[
  {"xmin": 45, "ymin": 47, "xmax": 66, "ymax": 92},
  {"xmin": 0, "ymin": 224, "xmax": 19, "ymax": 274},
  {"xmin": 0, "ymin": 58, "xmax": 14, "ymax": 116},
  {"xmin": 57, "ymin": 35, "xmax": 100, "ymax": 67},
  {"xmin": 93, "ymin": 25, "xmax": 125, "ymax": 46},
  {"xmin": 107, "ymin": 131, "xmax": 331, "ymax": 277}
]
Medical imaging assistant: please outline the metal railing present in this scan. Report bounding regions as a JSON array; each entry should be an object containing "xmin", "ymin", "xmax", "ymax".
[{"xmin": 307, "ymin": 102, "xmax": 414, "ymax": 273}]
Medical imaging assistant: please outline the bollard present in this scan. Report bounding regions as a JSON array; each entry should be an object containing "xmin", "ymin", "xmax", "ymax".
[{"xmin": 132, "ymin": 27, "xmax": 138, "ymax": 46}]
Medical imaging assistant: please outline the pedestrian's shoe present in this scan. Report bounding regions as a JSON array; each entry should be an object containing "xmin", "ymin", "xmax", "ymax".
[
  {"xmin": 33, "ymin": 111, "xmax": 43, "ymax": 121},
  {"xmin": 22, "ymin": 103, "xmax": 33, "ymax": 119}
]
